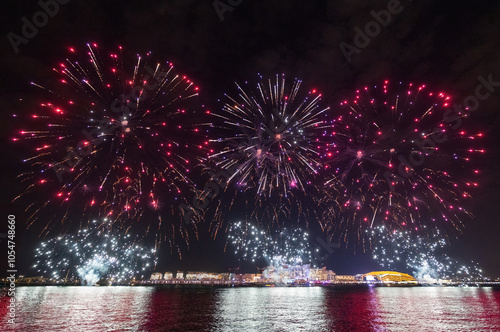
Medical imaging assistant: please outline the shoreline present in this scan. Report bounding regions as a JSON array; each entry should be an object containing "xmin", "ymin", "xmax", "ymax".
[{"xmin": 2, "ymin": 282, "xmax": 499, "ymax": 288}]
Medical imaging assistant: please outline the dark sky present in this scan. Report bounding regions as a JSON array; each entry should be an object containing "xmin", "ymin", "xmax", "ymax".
[{"xmin": 1, "ymin": 0, "xmax": 499, "ymax": 277}]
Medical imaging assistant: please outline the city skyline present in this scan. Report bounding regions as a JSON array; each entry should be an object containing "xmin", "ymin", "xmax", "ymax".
[{"xmin": 1, "ymin": 0, "xmax": 499, "ymax": 279}]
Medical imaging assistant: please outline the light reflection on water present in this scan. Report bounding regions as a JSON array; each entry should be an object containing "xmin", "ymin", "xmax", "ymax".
[
  {"xmin": 1, "ymin": 286, "xmax": 153, "ymax": 331},
  {"xmin": 214, "ymin": 287, "xmax": 328, "ymax": 331},
  {"xmin": 1, "ymin": 286, "xmax": 499, "ymax": 331},
  {"xmin": 372, "ymin": 286, "xmax": 500, "ymax": 331}
]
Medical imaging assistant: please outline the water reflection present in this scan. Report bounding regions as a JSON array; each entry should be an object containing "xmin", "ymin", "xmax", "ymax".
[
  {"xmin": 140, "ymin": 286, "xmax": 218, "ymax": 331},
  {"xmin": 323, "ymin": 286, "xmax": 385, "ymax": 331},
  {"xmin": 214, "ymin": 287, "xmax": 328, "ymax": 331},
  {"xmin": 1, "ymin": 286, "xmax": 153, "ymax": 331},
  {"xmin": 1, "ymin": 286, "xmax": 499, "ymax": 331},
  {"xmin": 373, "ymin": 287, "xmax": 500, "ymax": 331}
]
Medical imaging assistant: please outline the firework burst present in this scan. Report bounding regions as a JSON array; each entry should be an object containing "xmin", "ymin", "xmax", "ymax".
[
  {"xmin": 33, "ymin": 220, "xmax": 156, "ymax": 284},
  {"xmin": 206, "ymin": 75, "xmax": 329, "ymax": 234},
  {"xmin": 13, "ymin": 44, "xmax": 209, "ymax": 245},
  {"xmin": 369, "ymin": 225, "xmax": 484, "ymax": 282},
  {"xmin": 227, "ymin": 221, "xmax": 312, "ymax": 266},
  {"xmin": 320, "ymin": 81, "xmax": 483, "ymax": 246}
]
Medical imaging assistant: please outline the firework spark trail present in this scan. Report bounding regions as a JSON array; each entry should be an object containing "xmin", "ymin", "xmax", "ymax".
[
  {"xmin": 209, "ymin": 76, "xmax": 328, "ymax": 194},
  {"xmin": 369, "ymin": 225, "xmax": 484, "ymax": 282},
  {"xmin": 227, "ymin": 221, "xmax": 312, "ymax": 267},
  {"xmin": 33, "ymin": 220, "xmax": 156, "ymax": 284},
  {"xmin": 13, "ymin": 44, "xmax": 210, "ymax": 247},
  {"xmin": 206, "ymin": 74, "xmax": 329, "ymax": 235},
  {"xmin": 14, "ymin": 58, "xmax": 485, "ymax": 260},
  {"xmin": 320, "ymin": 81, "xmax": 483, "ymax": 247}
]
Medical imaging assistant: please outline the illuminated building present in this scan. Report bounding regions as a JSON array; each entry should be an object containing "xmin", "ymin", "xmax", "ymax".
[
  {"xmin": 362, "ymin": 271, "xmax": 417, "ymax": 283},
  {"xmin": 219, "ymin": 273, "xmax": 231, "ymax": 281},
  {"xmin": 150, "ymin": 273, "xmax": 163, "ymax": 280},
  {"xmin": 17, "ymin": 276, "xmax": 49, "ymax": 283},
  {"xmin": 262, "ymin": 264, "xmax": 312, "ymax": 283},
  {"xmin": 309, "ymin": 267, "xmax": 336, "ymax": 282},
  {"xmin": 253, "ymin": 274, "xmax": 264, "ymax": 283},
  {"xmin": 185, "ymin": 272, "xmax": 201, "ymax": 280},
  {"xmin": 288, "ymin": 264, "xmax": 311, "ymax": 282},
  {"xmin": 335, "ymin": 275, "xmax": 357, "ymax": 283},
  {"xmin": 184, "ymin": 272, "xmax": 221, "ymax": 280},
  {"xmin": 242, "ymin": 274, "xmax": 256, "ymax": 282},
  {"xmin": 163, "ymin": 273, "xmax": 173, "ymax": 280}
]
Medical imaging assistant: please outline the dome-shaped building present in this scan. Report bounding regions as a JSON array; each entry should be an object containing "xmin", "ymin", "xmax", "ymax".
[{"xmin": 362, "ymin": 271, "xmax": 417, "ymax": 283}]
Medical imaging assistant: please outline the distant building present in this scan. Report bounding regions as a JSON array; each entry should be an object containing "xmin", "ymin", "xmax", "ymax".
[
  {"xmin": 150, "ymin": 273, "xmax": 163, "ymax": 280},
  {"xmin": 310, "ymin": 267, "xmax": 336, "ymax": 282},
  {"xmin": 335, "ymin": 275, "xmax": 357, "ymax": 283},
  {"xmin": 288, "ymin": 264, "xmax": 311, "ymax": 282},
  {"xmin": 362, "ymin": 271, "xmax": 417, "ymax": 283},
  {"xmin": 232, "ymin": 273, "xmax": 256, "ymax": 283},
  {"xmin": 219, "ymin": 273, "xmax": 231, "ymax": 281},
  {"xmin": 242, "ymin": 273, "xmax": 256, "ymax": 282},
  {"xmin": 163, "ymin": 273, "xmax": 174, "ymax": 280},
  {"xmin": 201, "ymin": 273, "xmax": 221, "ymax": 281},
  {"xmin": 20, "ymin": 276, "xmax": 49, "ymax": 283},
  {"xmin": 253, "ymin": 274, "xmax": 264, "ymax": 283},
  {"xmin": 262, "ymin": 264, "xmax": 313, "ymax": 283},
  {"xmin": 185, "ymin": 272, "xmax": 224, "ymax": 281}
]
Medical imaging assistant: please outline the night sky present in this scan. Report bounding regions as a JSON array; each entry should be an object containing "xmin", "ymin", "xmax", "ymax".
[{"xmin": 1, "ymin": 0, "xmax": 499, "ymax": 278}]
